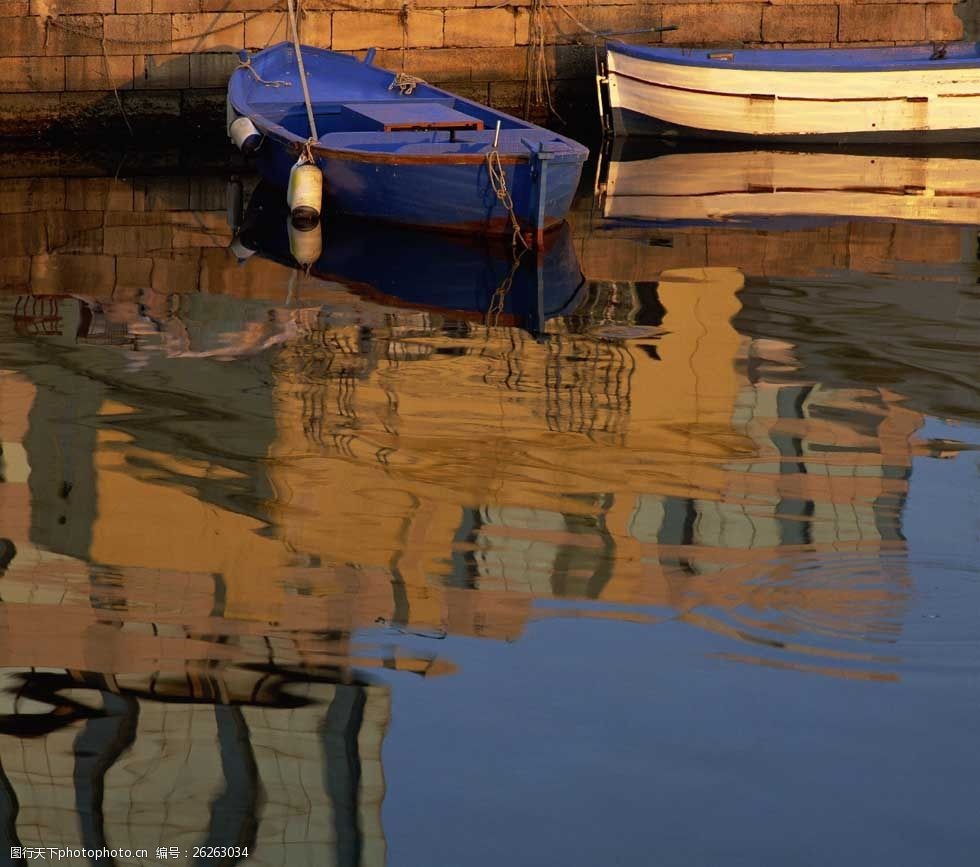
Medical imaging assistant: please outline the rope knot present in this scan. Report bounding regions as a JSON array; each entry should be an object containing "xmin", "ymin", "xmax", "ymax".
[
  {"xmin": 299, "ymin": 138, "xmax": 317, "ymax": 164},
  {"xmin": 389, "ymin": 71, "xmax": 424, "ymax": 96}
]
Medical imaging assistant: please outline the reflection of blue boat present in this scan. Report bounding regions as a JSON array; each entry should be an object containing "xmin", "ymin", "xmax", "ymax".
[
  {"xmin": 227, "ymin": 43, "xmax": 588, "ymax": 242},
  {"xmin": 238, "ymin": 182, "xmax": 587, "ymax": 334}
]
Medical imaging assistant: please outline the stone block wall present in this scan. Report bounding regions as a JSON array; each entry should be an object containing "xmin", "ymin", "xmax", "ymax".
[{"xmin": 0, "ymin": 0, "xmax": 968, "ymax": 135}]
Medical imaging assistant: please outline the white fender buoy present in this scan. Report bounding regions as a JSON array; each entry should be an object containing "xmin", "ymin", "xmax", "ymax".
[
  {"xmin": 228, "ymin": 235, "xmax": 256, "ymax": 263},
  {"xmin": 287, "ymin": 158, "xmax": 323, "ymax": 228},
  {"xmin": 288, "ymin": 218, "xmax": 322, "ymax": 267},
  {"xmin": 230, "ymin": 116, "xmax": 262, "ymax": 155}
]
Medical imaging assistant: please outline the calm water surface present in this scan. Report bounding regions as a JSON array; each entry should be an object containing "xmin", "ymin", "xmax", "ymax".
[{"xmin": 0, "ymin": 146, "xmax": 978, "ymax": 866}]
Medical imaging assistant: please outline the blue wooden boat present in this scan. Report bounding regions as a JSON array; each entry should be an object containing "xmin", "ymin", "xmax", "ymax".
[
  {"xmin": 605, "ymin": 41, "xmax": 980, "ymax": 143},
  {"xmin": 237, "ymin": 181, "xmax": 587, "ymax": 334},
  {"xmin": 227, "ymin": 42, "xmax": 589, "ymax": 242}
]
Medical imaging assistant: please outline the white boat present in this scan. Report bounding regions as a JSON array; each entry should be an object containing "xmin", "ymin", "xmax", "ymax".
[
  {"xmin": 605, "ymin": 41, "xmax": 980, "ymax": 143},
  {"xmin": 603, "ymin": 147, "xmax": 980, "ymax": 227}
]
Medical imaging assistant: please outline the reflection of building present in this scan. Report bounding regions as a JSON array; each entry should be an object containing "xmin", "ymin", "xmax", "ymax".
[
  {"xmin": 0, "ymin": 195, "xmax": 929, "ymax": 652},
  {"xmin": 0, "ymin": 165, "xmax": 962, "ymax": 858},
  {"xmin": 259, "ymin": 264, "xmax": 920, "ymax": 665},
  {"xmin": 0, "ymin": 668, "xmax": 389, "ymax": 867},
  {"xmin": 0, "ymin": 353, "xmax": 394, "ymax": 865}
]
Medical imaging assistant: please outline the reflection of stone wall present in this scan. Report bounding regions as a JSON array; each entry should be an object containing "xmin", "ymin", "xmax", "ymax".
[
  {"xmin": 572, "ymin": 215, "xmax": 979, "ymax": 284},
  {"xmin": 0, "ymin": 1, "xmax": 965, "ymax": 135},
  {"xmin": 0, "ymin": 174, "xmax": 271, "ymax": 296}
]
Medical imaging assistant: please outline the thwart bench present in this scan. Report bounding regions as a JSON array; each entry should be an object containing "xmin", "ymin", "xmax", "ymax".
[{"xmin": 343, "ymin": 101, "xmax": 484, "ymax": 141}]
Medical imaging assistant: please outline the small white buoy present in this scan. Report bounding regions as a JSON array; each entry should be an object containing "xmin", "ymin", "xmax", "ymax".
[
  {"xmin": 228, "ymin": 235, "xmax": 256, "ymax": 263},
  {"xmin": 287, "ymin": 157, "xmax": 323, "ymax": 228},
  {"xmin": 288, "ymin": 219, "xmax": 322, "ymax": 267},
  {"xmin": 230, "ymin": 116, "xmax": 262, "ymax": 155}
]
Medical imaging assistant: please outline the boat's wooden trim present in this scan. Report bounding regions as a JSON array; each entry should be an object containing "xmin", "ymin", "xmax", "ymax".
[
  {"xmin": 608, "ymin": 40, "xmax": 980, "ymax": 74},
  {"xmin": 609, "ymin": 67, "xmax": 945, "ymax": 105},
  {"xmin": 247, "ymin": 117, "xmax": 530, "ymax": 167},
  {"xmin": 308, "ymin": 142, "xmax": 526, "ymax": 167}
]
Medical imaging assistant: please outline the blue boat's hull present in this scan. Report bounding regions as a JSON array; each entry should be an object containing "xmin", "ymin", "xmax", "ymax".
[{"xmin": 255, "ymin": 139, "xmax": 581, "ymax": 235}]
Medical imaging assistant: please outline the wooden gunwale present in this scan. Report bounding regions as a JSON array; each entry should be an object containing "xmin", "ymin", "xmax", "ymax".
[
  {"xmin": 608, "ymin": 68, "xmax": 974, "ymax": 104},
  {"xmin": 249, "ymin": 111, "xmax": 529, "ymax": 167},
  {"xmin": 607, "ymin": 40, "xmax": 980, "ymax": 74},
  {"xmin": 307, "ymin": 142, "xmax": 526, "ymax": 166}
]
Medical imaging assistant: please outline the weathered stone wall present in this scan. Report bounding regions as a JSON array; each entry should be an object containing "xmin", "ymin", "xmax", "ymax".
[{"xmin": 0, "ymin": 0, "xmax": 968, "ymax": 135}]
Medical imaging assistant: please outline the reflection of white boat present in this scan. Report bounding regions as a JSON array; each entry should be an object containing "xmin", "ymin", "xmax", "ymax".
[{"xmin": 603, "ymin": 149, "xmax": 980, "ymax": 227}]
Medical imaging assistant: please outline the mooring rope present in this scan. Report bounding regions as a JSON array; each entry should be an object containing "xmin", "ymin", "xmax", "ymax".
[
  {"xmin": 286, "ymin": 0, "xmax": 318, "ymax": 140},
  {"xmin": 549, "ymin": 0, "xmax": 603, "ymax": 39},
  {"xmin": 486, "ymin": 245, "xmax": 527, "ymax": 328},
  {"xmin": 100, "ymin": 32, "xmax": 133, "ymax": 137},
  {"xmin": 237, "ymin": 56, "xmax": 291, "ymax": 88},
  {"xmin": 523, "ymin": 0, "xmax": 562, "ymax": 121},
  {"xmin": 299, "ymin": 137, "xmax": 317, "ymax": 164},
  {"xmin": 486, "ymin": 148, "xmax": 530, "ymax": 252}
]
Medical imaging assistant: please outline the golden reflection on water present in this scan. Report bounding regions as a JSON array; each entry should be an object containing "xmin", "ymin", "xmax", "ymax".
[{"xmin": 0, "ymin": 158, "xmax": 977, "ymax": 864}]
